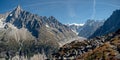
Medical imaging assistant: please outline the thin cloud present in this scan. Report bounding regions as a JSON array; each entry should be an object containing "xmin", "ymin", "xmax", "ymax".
[
  {"xmin": 66, "ymin": 0, "xmax": 77, "ymax": 18},
  {"xmin": 23, "ymin": 1, "xmax": 69, "ymax": 8},
  {"xmin": 68, "ymin": 6, "xmax": 76, "ymax": 18},
  {"xmin": 91, "ymin": 0, "xmax": 96, "ymax": 19}
]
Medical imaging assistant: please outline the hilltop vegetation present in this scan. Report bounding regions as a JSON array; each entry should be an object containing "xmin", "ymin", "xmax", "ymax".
[{"xmin": 52, "ymin": 29, "xmax": 120, "ymax": 60}]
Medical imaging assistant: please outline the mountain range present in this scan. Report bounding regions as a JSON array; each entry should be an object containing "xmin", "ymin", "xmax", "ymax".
[
  {"xmin": 67, "ymin": 19, "xmax": 104, "ymax": 38},
  {"xmin": 52, "ymin": 9, "xmax": 120, "ymax": 59},
  {"xmin": 0, "ymin": 5, "xmax": 79, "ymax": 59},
  {"xmin": 0, "ymin": 5, "xmax": 120, "ymax": 60}
]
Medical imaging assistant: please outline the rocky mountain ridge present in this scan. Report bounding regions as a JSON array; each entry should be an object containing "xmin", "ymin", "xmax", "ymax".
[
  {"xmin": 0, "ymin": 5, "xmax": 79, "ymax": 59},
  {"xmin": 67, "ymin": 20, "xmax": 104, "ymax": 38},
  {"xmin": 78, "ymin": 19, "xmax": 104, "ymax": 38},
  {"xmin": 90, "ymin": 9, "xmax": 120, "ymax": 38}
]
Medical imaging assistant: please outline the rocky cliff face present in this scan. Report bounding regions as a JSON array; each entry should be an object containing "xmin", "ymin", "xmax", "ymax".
[
  {"xmin": 78, "ymin": 20, "xmax": 104, "ymax": 38},
  {"xmin": 90, "ymin": 9, "xmax": 120, "ymax": 38},
  {"xmin": 6, "ymin": 5, "xmax": 77, "ymax": 41}
]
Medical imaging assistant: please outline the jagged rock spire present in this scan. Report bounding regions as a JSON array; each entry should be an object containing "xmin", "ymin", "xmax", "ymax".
[
  {"xmin": 11, "ymin": 5, "xmax": 23, "ymax": 18},
  {"xmin": 14, "ymin": 5, "xmax": 22, "ymax": 11}
]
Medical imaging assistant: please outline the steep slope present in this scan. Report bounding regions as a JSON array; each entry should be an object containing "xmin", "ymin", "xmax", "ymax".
[
  {"xmin": 0, "ymin": 12, "xmax": 9, "ymax": 28},
  {"xmin": 5, "ymin": 5, "xmax": 77, "ymax": 44},
  {"xmin": 3, "ymin": 23, "xmax": 35, "ymax": 42},
  {"xmin": 90, "ymin": 9, "xmax": 120, "ymax": 38},
  {"xmin": 77, "ymin": 29, "xmax": 120, "ymax": 60},
  {"xmin": 0, "ymin": 12, "xmax": 9, "ymax": 19},
  {"xmin": 78, "ymin": 20, "xmax": 104, "ymax": 38}
]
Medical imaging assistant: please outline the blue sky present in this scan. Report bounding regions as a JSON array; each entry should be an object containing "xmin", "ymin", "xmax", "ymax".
[{"xmin": 0, "ymin": 0, "xmax": 120, "ymax": 24}]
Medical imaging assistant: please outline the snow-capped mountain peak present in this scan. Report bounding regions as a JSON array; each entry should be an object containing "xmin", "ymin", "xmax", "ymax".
[
  {"xmin": 67, "ymin": 23, "xmax": 84, "ymax": 26},
  {"xmin": 66, "ymin": 23, "xmax": 84, "ymax": 35}
]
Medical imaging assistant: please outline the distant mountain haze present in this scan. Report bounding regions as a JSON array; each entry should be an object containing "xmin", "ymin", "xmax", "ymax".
[{"xmin": 67, "ymin": 20, "xmax": 104, "ymax": 38}]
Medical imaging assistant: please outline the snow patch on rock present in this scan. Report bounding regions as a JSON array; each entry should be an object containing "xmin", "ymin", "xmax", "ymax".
[
  {"xmin": 9, "ymin": 14, "xmax": 13, "ymax": 16},
  {"xmin": 45, "ymin": 24, "xmax": 49, "ymax": 28},
  {"xmin": 67, "ymin": 23, "xmax": 84, "ymax": 26},
  {"xmin": 0, "ymin": 18, "xmax": 6, "ymax": 28}
]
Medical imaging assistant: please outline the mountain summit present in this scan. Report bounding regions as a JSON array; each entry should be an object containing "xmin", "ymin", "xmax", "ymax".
[
  {"xmin": 12, "ymin": 5, "xmax": 23, "ymax": 18},
  {"xmin": 15, "ymin": 5, "xmax": 22, "ymax": 11}
]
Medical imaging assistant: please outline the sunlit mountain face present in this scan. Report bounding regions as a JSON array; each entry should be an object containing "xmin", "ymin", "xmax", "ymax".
[{"xmin": 0, "ymin": 0, "xmax": 120, "ymax": 60}]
